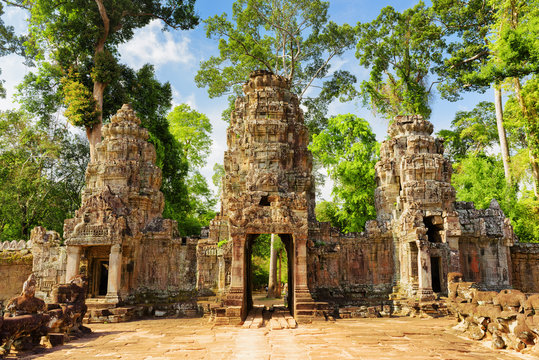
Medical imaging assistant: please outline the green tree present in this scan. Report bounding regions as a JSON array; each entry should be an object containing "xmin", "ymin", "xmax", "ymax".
[
  {"xmin": 212, "ymin": 163, "xmax": 225, "ymax": 194},
  {"xmin": 314, "ymin": 200, "xmax": 345, "ymax": 229},
  {"xmin": 309, "ymin": 114, "xmax": 378, "ymax": 232},
  {"xmin": 0, "ymin": 110, "xmax": 88, "ymax": 240},
  {"xmin": 167, "ymin": 104, "xmax": 212, "ymax": 168},
  {"xmin": 437, "ymin": 101, "xmax": 498, "ymax": 162},
  {"xmin": 452, "ymin": 154, "xmax": 539, "ymax": 242},
  {"xmin": 195, "ymin": 0, "xmax": 357, "ymax": 133},
  {"xmin": 433, "ymin": 0, "xmax": 539, "ymax": 189},
  {"xmin": 355, "ymin": 2, "xmax": 444, "ymax": 119},
  {"xmin": 10, "ymin": 0, "xmax": 198, "ymax": 160},
  {"xmin": 167, "ymin": 104, "xmax": 216, "ymax": 233},
  {"xmin": 431, "ymin": 0, "xmax": 513, "ymax": 184}
]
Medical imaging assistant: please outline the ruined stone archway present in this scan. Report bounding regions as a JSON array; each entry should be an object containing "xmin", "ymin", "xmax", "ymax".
[
  {"xmin": 209, "ymin": 70, "xmax": 316, "ymax": 323},
  {"xmin": 244, "ymin": 234, "xmax": 294, "ymax": 315}
]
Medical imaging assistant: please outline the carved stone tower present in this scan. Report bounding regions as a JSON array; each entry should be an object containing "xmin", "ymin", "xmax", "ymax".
[
  {"xmin": 375, "ymin": 115, "xmax": 460, "ymax": 301},
  {"xmin": 63, "ymin": 104, "xmax": 180, "ymax": 304},
  {"xmin": 216, "ymin": 70, "xmax": 316, "ymax": 322}
]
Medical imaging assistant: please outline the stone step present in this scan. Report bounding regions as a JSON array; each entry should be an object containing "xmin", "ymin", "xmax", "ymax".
[{"xmin": 295, "ymin": 302, "xmax": 316, "ymax": 310}]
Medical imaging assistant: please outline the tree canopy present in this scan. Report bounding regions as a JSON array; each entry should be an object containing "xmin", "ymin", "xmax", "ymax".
[
  {"xmin": 309, "ymin": 114, "xmax": 378, "ymax": 232},
  {"xmin": 0, "ymin": 110, "xmax": 88, "ymax": 240},
  {"xmin": 195, "ymin": 0, "xmax": 357, "ymax": 133},
  {"xmin": 11, "ymin": 0, "xmax": 199, "ymax": 160},
  {"xmin": 355, "ymin": 2, "xmax": 444, "ymax": 119}
]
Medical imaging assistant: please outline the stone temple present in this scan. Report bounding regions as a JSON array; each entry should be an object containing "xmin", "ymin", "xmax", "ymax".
[{"xmin": 1, "ymin": 70, "xmax": 538, "ymax": 327}]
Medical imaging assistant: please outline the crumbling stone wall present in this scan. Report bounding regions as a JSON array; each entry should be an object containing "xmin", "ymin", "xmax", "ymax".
[
  {"xmin": 30, "ymin": 227, "xmax": 66, "ymax": 301},
  {"xmin": 456, "ymin": 201, "xmax": 513, "ymax": 290},
  {"xmin": 0, "ymin": 242, "xmax": 33, "ymax": 302},
  {"xmin": 511, "ymin": 243, "xmax": 539, "ymax": 293},
  {"xmin": 307, "ymin": 221, "xmax": 394, "ymax": 305}
]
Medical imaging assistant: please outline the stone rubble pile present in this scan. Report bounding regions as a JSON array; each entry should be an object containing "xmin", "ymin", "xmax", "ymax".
[{"xmin": 447, "ymin": 272, "xmax": 539, "ymax": 354}]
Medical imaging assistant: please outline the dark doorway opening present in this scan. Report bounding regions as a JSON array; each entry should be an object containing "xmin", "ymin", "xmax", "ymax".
[
  {"xmin": 431, "ymin": 256, "xmax": 441, "ymax": 293},
  {"xmin": 245, "ymin": 234, "xmax": 292, "ymax": 315},
  {"xmin": 424, "ymin": 216, "xmax": 443, "ymax": 243},
  {"xmin": 98, "ymin": 261, "xmax": 109, "ymax": 296}
]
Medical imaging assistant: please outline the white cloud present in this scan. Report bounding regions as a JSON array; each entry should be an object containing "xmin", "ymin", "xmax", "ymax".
[
  {"xmin": 118, "ymin": 20, "xmax": 194, "ymax": 69},
  {"xmin": 171, "ymin": 87, "xmax": 197, "ymax": 109}
]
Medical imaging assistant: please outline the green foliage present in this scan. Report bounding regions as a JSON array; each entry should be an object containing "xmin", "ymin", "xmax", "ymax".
[
  {"xmin": 356, "ymin": 2, "xmax": 444, "ymax": 119},
  {"xmin": 315, "ymin": 200, "xmax": 345, "ymax": 229},
  {"xmin": 452, "ymin": 155, "xmax": 513, "ymax": 209},
  {"xmin": 251, "ymin": 260, "xmax": 269, "ymax": 290},
  {"xmin": 431, "ymin": 0, "xmax": 495, "ymax": 99},
  {"xmin": 91, "ymin": 51, "xmax": 119, "ymax": 84},
  {"xmin": 309, "ymin": 114, "xmax": 378, "ymax": 232},
  {"xmin": 195, "ymin": 0, "xmax": 357, "ymax": 131},
  {"xmin": 479, "ymin": 0, "xmax": 539, "ymax": 83},
  {"xmin": 433, "ymin": 0, "xmax": 539, "ymax": 93},
  {"xmin": 452, "ymin": 154, "xmax": 539, "ymax": 242},
  {"xmin": 167, "ymin": 104, "xmax": 213, "ymax": 168},
  {"xmin": 518, "ymin": 76, "xmax": 539, "ymax": 159},
  {"xmin": 166, "ymin": 104, "xmax": 217, "ymax": 233},
  {"xmin": 217, "ymin": 239, "xmax": 228, "ymax": 248},
  {"xmin": 437, "ymin": 101, "xmax": 498, "ymax": 162},
  {"xmin": 250, "ymin": 234, "xmax": 288, "ymax": 289},
  {"xmin": 61, "ymin": 71, "xmax": 100, "ymax": 127},
  {"xmin": 0, "ymin": 110, "xmax": 88, "ymax": 240}
]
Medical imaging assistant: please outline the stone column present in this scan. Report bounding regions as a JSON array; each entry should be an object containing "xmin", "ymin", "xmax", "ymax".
[
  {"xmin": 223, "ymin": 234, "xmax": 246, "ymax": 322},
  {"xmin": 294, "ymin": 236, "xmax": 310, "ymax": 293},
  {"xmin": 106, "ymin": 244, "xmax": 122, "ymax": 303},
  {"xmin": 218, "ymin": 254, "xmax": 226, "ymax": 293},
  {"xmin": 417, "ymin": 242, "xmax": 434, "ymax": 301},
  {"xmin": 292, "ymin": 234, "xmax": 315, "ymax": 322},
  {"xmin": 65, "ymin": 245, "xmax": 81, "ymax": 282}
]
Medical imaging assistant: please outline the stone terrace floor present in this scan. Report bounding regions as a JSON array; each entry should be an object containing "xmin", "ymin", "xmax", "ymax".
[{"xmin": 16, "ymin": 317, "xmax": 537, "ymax": 360}]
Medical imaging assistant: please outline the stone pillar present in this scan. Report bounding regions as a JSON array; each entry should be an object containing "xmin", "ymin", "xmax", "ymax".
[
  {"xmin": 294, "ymin": 236, "xmax": 309, "ymax": 292},
  {"xmin": 65, "ymin": 245, "xmax": 81, "ymax": 282},
  {"xmin": 106, "ymin": 244, "xmax": 122, "ymax": 303},
  {"xmin": 218, "ymin": 255, "xmax": 226, "ymax": 293},
  {"xmin": 417, "ymin": 242, "xmax": 434, "ymax": 301},
  {"xmin": 223, "ymin": 234, "xmax": 245, "ymax": 322},
  {"xmin": 292, "ymin": 234, "xmax": 315, "ymax": 322}
]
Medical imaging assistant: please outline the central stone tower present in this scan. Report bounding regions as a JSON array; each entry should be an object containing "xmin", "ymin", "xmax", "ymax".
[{"xmin": 217, "ymin": 70, "xmax": 316, "ymax": 322}]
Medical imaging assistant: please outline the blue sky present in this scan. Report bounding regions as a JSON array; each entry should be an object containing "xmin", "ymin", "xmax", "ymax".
[{"xmin": 0, "ymin": 0, "xmax": 492, "ymax": 201}]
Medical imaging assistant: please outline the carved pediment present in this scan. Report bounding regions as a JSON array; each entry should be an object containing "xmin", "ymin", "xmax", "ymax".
[{"xmin": 64, "ymin": 186, "xmax": 128, "ymax": 245}]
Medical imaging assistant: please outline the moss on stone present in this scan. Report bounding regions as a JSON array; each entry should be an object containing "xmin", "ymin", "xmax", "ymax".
[{"xmin": 0, "ymin": 250, "xmax": 33, "ymax": 265}]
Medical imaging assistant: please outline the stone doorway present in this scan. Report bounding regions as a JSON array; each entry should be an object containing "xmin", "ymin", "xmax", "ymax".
[
  {"xmin": 97, "ymin": 261, "xmax": 109, "ymax": 296},
  {"xmin": 245, "ymin": 234, "xmax": 292, "ymax": 314},
  {"xmin": 89, "ymin": 257, "xmax": 110, "ymax": 298},
  {"xmin": 213, "ymin": 70, "xmax": 316, "ymax": 324}
]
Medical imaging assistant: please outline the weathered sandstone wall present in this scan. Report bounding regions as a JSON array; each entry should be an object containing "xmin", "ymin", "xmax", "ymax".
[{"xmin": 511, "ymin": 243, "xmax": 539, "ymax": 293}]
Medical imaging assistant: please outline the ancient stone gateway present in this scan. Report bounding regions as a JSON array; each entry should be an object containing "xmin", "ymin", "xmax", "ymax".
[{"xmin": 211, "ymin": 70, "xmax": 317, "ymax": 322}]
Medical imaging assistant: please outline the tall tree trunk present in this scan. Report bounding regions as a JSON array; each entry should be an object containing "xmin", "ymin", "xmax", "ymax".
[
  {"xmin": 87, "ymin": 0, "xmax": 110, "ymax": 162},
  {"xmin": 86, "ymin": 123, "xmax": 102, "ymax": 162},
  {"xmin": 267, "ymin": 234, "xmax": 278, "ymax": 298},
  {"xmin": 514, "ymin": 78, "xmax": 539, "ymax": 196},
  {"xmin": 494, "ymin": 86, "xmax": 511, "ymax": 184}
]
